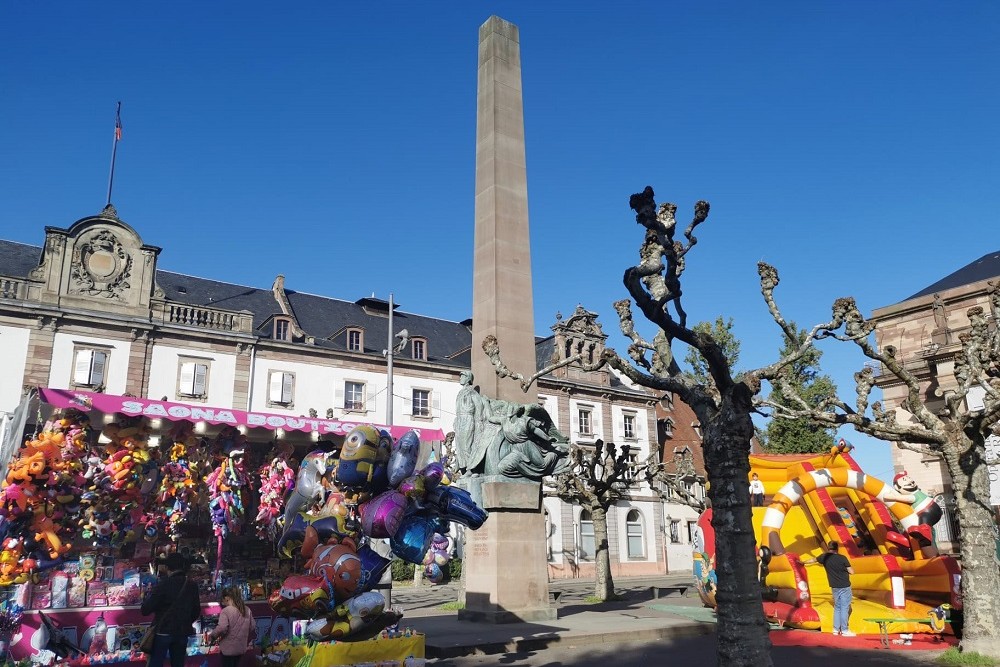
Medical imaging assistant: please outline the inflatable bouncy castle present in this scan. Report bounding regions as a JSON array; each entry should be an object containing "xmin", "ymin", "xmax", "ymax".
[{"xmin": 692, "ymin": 442, "xmax": 960, "ymax": 636}]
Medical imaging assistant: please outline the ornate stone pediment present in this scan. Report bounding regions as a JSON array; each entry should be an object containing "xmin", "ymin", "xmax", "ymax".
[{"xmin": 69, "ymin": 228, "xmax": 133, "ymax": 300}]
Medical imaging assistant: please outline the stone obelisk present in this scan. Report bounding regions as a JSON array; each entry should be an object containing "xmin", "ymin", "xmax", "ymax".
[
  {"xmin": 460, "ymin": 15, "xmax": 556, "ymax": 624},
  {"xmin": 471, "ymin": 15, "xmax": 535, "ymax": 404}
]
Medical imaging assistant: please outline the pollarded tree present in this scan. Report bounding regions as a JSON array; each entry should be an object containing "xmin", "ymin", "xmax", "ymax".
[
  {"xmin": 683, "ymin": 316, "xmax": 741, "ymax": 387},
  {"xmin": 483, "ymin": 186, "xmax": 861, "ymax": 667},
  {"xmin": 758, "ymin": 289, "xmax": 1000, "ymax": 658},
  {"xmin": 547, "ymin": 440, "xmax": 655, "ymax": 601},
  {"xmin": 761, "ymin": 323, "xmax": 837, "ymax": 454}
]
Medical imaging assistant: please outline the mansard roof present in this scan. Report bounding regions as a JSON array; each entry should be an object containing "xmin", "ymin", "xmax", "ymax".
[
  {"xmin": 906, "ymin": 250, "xmax": 1000, "ymax": 301},
  {"xmin": 0, "ymin": 239, "xmax": 475, "ymax": 367}
]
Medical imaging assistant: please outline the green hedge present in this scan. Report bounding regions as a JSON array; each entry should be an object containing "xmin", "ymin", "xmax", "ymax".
[{"xmin": 391, "ymin": 559, "xmax": 416, "ymax": 581}]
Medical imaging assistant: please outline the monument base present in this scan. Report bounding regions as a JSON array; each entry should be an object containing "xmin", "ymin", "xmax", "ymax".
[{"xmin": 459, "ymin": 478, "xmax": 557, "ymax": 624}]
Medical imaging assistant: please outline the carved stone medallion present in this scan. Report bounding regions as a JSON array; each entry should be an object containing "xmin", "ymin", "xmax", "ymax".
[{"xmin": 70, "ymin": 230, "xmax": 133, "ymax": 300}]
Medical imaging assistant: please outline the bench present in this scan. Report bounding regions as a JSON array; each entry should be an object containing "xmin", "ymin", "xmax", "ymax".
[
  {"xmin": 865, "ymin": 617, "xmax": 947, "ymax": 649},
  {"xmin": 651, "ymin": 585, "xmax": 689, "ymax": 599}
]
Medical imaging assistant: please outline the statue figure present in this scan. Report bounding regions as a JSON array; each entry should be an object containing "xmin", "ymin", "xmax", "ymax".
[
  {"xmin": 485, "ymin": 403, "xmax": 570, "ymax": 481},
  {"xmin": 453, "ymin": 371, "xmax": 487, "ymax": 473},
  {"xmin": 453, "ymin": 369, "xmax": 569, "ymax": 483}
]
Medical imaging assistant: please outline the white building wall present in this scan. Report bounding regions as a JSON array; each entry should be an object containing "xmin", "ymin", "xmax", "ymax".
[
  {"xmin": 147, "ymin": 344, "xmax": 236, "ymax": 406},
  {"xmin": 615, "ymin": 500, "xmax": 658, "ymax": 562},
  {"xmin": 250, "ymin": 359, "xmax": 458, "ymax": 436},
  {"xmin": 662, "ymin": 501, "xmax": 702, "ymax": 572},
  {"xmin": 0, "ymin": 325, "xmax": 31, "ymax": 413},
  {"xmin": 537, "ymin": 393, "xmax": 559, "ymax": 431},
  {"xmin": 48, "ymin": 332, "xmax": 132, "ymax": 395},
  {"xmin": 543, "ymin": 495, "xmax": 564, "ymax": 564}
]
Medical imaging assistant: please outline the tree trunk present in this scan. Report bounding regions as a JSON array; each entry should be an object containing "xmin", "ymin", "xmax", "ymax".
[
  {"xmin": 942, "ymin": 432, "xmax": 1000, "ymax": 658},
  {"xmin": 701, "ymin": 385, "xmax": 773, "ymax": 667},
  {"xmin": 592, "ymin": 506, "xmax": 615, "ymax": 601}
]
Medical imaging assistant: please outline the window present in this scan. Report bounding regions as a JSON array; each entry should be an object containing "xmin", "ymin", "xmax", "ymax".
[
  {"xmin": 411, "ymin": 338, "xmax": 426, "ymax": 361},
  {"xmin": 344, "ymin": 381, "xmax": 366, "ymax": 411},
  {"xmin": 274, "ymin": 318, "xmax": 291, "ymax": 341},
  {"xmin": 579, "ymin": 510, "xmax": 595, "ymax": 561},
  {"xmin": 412, "ymin": 388, "xmax": 431, "ymax": 417},
  {"xmin": 687, "ymin": 521, "xmax": 699, "ymax": 544},
  {"xmin": 626, "ymin": 510, "xmax": 644, "ymax": 558},
  {"xmin": 669, "ymin": 520, "xmax": 681, "ymax": 544},
  {"xmin": 347, "ymin": 329, "xmax": 363, "ymax": 352},
  {"xmin": 627, "ymin": 452, "xmax": 641, "ymax": 488},
  {"xmin": 578, "ymin": 408, "xmax": 593, "ymax": 436},
  {"xmin": 623, "ymin": 412, "xmax": 636, "ymax": 440},
  {"xmin": 268, "ymin": 371, "xmax": 294, "ymax": 407},
  {"xmin": 177, "ymin": 360, "xmax": 209, "ymax": 399},
  {"xmin": 72, "ymin": 348, "xmax": 109, "ymax": 389}
]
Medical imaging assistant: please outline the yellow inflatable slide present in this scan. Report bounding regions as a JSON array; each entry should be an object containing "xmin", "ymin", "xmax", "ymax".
[{"xmin": 694, "ymin": 444, "xmax": 960, "ymax": 636}]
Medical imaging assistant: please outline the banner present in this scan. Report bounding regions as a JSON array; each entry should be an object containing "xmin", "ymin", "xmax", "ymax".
[{"xmin": 37, "ymin": 388, "xmax": 445, "ymax": 441}]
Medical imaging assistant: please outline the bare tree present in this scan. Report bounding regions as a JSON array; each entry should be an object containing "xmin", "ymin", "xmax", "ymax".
[
  {"xmin": 546, "ymin": 440, "xmax": 653, "ymax": 601},
  {"xmin": 486, "ymin": 186, "xmax": 830, "ymax": 666},
  {"xmin": 758, "ymin": 290, "xmax": 1000, "ymax": 658}
]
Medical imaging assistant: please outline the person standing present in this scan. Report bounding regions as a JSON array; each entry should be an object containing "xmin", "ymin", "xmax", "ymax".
[
  {"xmin": 141, "ymin": 553, "xmax": 202, "ymax": 667},
  {"xmin": 209, "ymin": 587, "xmax": 255, "ymax": 667},
  {"xmin": 805, "ymin": 541, "xmax": 855, "ymax": 636},
  {"xmin": 749, "ymin": 473, "xmax": 766, "ymax": 507}
]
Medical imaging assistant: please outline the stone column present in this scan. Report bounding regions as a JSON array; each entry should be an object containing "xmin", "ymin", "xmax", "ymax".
[
  {"xmin": 458, "ymin": 480, "xmax": 557, "ymax": 622},
  {"xmin": 471, "ymin": 15, "xmax": 535, "ymax": 404},
  {"xmin": 22, "ymin": 317, "xmax": 58, "ymax": 388}
]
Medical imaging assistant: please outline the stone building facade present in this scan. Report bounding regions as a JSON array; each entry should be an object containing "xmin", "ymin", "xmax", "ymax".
[
  {"xmin": 871, "ymin": 250, "xmax": 1000, "ymax": 553},
  {"xmin": 0, "ymin": 206, "xmax": 705, "ymax": 577}
]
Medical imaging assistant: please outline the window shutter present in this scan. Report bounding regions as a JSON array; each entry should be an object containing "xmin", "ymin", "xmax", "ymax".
[
  {"xmin": 193, "ymin": 363, "xmax": 208, "ymax": 396},
  {"xmin": 431, "ymin": 393, "xmax": 440, "ymax": 416},
  {"xmin": 571, "ymin": 410, "xmax": 579, "ymax": 435},
  {"xmin": 335, "ymin": 386, "xmax": 344, "ymax": 409},
  {"xmin": 367, "ymin": 385, "xmax": 377, "ymax": 413},
  {"xmin": 179, "ymin": 362, "xmax": 195, "ymax": 395},
  {"xmin": 269, "ymin": 373, "xmax": 284, "ymax": 403},
  {"xmin": 402, "ymin": 391, "xmax": 412, "ymax": 416},
  {"xmin": 282, "ymin": 372, "xmax": 293, "ymax": 403},
  {"xmin": 74, "ymin": 350, "xmax": 94, "ymax": 384},
  {"xmin": 619, "ymin": 418, "xmax": 625, "ymax": 437},
  {"xmin": 92, "ymin": 351, "xmax": 108, "ymax": 386}
]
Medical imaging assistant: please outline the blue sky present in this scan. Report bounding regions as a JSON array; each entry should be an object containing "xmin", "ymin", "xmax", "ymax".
[{"xmin": 2, "ymin": 2, "xmax": 998, "ymax": 481}]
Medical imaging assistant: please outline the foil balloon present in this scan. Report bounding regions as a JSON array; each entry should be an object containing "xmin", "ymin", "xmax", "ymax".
[
  {"xmin": 359, "ymin": 490, "xmax": 407, "ymax": 539},
  {"xmin": 397, "ymin": 475, "xmax": 426, "ymax": 501},
  {"xmin": 268, "ymin": 574, "xmax": 330, "ymax": 618},
  {"xmin": 336, "ymin": 426, "xmax": 386, "ymax": 489},
  {"xmin": 356, "ymin": 544, "xmax": 392, "ymax": 595},
  {"xmin": 419, "ymin": 461, "xmax": 444, "ymax": 490},
  {"xmin": 389, "ymin": 513, "xmax": 436, "ymax": 564},
  {"xmin": 303, "ymin": 591, "xmax": 387, "ymax": 641},
  {"xmin": 424, "ymin": 562, "xmax": 444, "ymax": 584},
  {"xmin": 425, "ymin": 485, "xmax": 487, "ymax": 529},
  {"xmin": 306, "ymin": 537, "xmax": 362, "ymax": 602},
  {"xmin": 388, "ymin": 430, "xmax": 420, "ymax": 487},
  {"xmin": 280, "ymin": 451, "xmax": 331, "ymax": 533}
]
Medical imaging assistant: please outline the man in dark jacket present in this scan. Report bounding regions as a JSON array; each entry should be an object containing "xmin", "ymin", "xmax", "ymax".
[{"xmin": 141, "ymin": 553, "xmax": 201, "ymax": 667}]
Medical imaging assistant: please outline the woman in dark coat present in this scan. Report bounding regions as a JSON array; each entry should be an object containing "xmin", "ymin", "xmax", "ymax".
[{"xmin": 141, "ymin": 553, "xmax": 202, "ymax": 667}]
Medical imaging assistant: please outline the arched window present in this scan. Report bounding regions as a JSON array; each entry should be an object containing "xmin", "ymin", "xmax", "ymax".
[
  {"xmin": 579, "ymin": 510, "xmax": 595, "ymax": 561},
  {"xmin": 626, "ymin": 509, "xmax": 644, "ymax": 558}
]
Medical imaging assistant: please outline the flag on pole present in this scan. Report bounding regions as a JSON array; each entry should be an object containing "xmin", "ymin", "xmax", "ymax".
[{"xmin": 115, "ymin": 105, "xmax": 122, "ymax": 141}]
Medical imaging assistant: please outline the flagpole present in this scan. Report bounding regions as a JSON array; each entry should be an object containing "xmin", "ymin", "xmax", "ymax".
[{"xmin": 106, "ymin": 101, "xmax": 121, "ymax": 206}]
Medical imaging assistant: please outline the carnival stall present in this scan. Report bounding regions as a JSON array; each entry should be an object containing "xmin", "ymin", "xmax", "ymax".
[{"xmin": 0, "ymin": 388, "xmax": 468, "ymax": 667}]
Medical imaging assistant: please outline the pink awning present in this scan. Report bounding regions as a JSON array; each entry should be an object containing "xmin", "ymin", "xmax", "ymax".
[{"xmin": 37, "ymin": 388, "xmax": 445, "ymax": 442}]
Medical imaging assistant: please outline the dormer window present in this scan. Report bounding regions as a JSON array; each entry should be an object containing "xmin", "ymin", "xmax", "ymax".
[
  {"xmin": 411, "ymin": 338, "xmax": 426, "ymax": 361},
  {"xmin": 347, "ymin": 328, "xmax": 363, "ymax": 352},
  {"xmin": 274, "ymin": 318, "xmax": 291, "ymax": 341}
]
